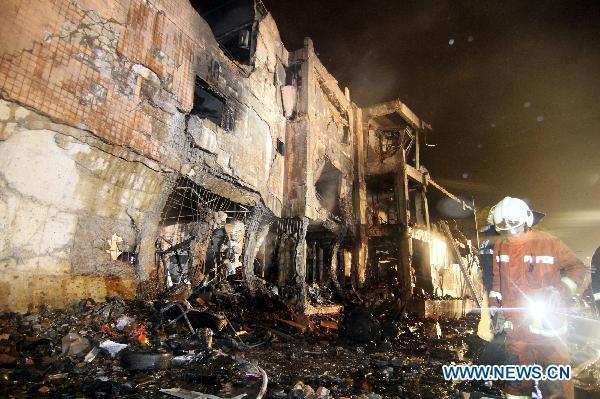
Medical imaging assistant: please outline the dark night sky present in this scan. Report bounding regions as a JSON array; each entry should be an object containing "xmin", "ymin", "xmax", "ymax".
[{"xmin": 264, "ymin": 0, "xmax": 600, "ymax": 259}]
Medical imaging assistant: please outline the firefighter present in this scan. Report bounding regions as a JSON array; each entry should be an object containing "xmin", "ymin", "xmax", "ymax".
[
  {"xmin": 592, "ymin": 246, "xmax": 600, "ymax": 317},
  {"xmin": 487, "ymin": 196, "xmax": 589, "ymax": 399},
  {"xmin": 477, "ymin": 209, "xmax": 546, "ymax": 340}
]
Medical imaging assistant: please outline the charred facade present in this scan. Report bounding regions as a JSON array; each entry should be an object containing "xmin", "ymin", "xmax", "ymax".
[{"xmin": 0, "ymin": 0, "xmax": 478, "ymax": 314}]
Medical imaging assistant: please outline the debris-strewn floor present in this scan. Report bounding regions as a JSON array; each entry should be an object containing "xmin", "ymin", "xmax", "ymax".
[{"xmin": 0, "ymin": 293, "xmax": 598, "ymax": 398}]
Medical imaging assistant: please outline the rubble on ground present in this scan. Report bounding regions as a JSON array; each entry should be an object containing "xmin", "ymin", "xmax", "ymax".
[{"xmin": 0, "ymin": 292, "xmax": 598, "ymax": 398}]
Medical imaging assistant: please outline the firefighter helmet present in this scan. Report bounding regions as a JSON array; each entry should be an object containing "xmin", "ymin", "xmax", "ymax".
[{"xmin": 487, "ymin": 196, "xmax": 534, "ymax": 231}]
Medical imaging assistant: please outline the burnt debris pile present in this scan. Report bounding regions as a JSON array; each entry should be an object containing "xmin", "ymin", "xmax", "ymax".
[{"xmin": 0, "ymin": 291, "xmax": 504, "ymax": 399}]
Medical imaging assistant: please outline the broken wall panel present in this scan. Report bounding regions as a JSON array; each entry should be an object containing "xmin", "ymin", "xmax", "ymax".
[{"xmin": 284, "ymin": 38, "xmax": 355, "ymax": 231}]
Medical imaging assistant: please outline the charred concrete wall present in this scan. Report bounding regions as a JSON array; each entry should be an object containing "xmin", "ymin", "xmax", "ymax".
[
  {"xmin": 0, "ymin": 0, "xmax": 291, "ymax": 312},
  {"xmin": 277, "ymin": 38, "xmax": 359, "ymax": 309},
  {"xmin": 284, "ymin": 39, "xmax": 354, "ymax": 227},
  {"xmin": 0, "ymin": 101, "xmax": 150, "ymax": 311}
]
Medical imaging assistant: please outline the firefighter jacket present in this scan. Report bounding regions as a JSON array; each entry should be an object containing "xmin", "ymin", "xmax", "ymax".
[
  {"xmin": 592, "ymin": 246, "xmax": 600, "ymax": 301},
  {"xmin": 489, "ymin": 230, "xmax": 589, "ymax": 338}
]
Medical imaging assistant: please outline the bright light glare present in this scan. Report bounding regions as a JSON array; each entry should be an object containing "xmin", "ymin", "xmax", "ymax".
[{"xmin": 529, "ymin": 300, "xmax": 548, "ymax": 318}]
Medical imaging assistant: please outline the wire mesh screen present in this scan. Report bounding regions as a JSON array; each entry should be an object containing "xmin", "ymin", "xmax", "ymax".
[
  {"xmin": 159, "ymin": 178, "xmax": 252, "ymax": 240},
  {"xmin": 156, "ymin": 177, "xmax": 254, "ymax": 297}
]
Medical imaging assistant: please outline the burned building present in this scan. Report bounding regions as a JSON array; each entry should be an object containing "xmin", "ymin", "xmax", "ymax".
[
  {"xmin": 2, "ymin": 2, "xmax": 600, "ymax": 398},
  {"xmin": 0, "ymin": 0, "xmax": 478, "ymax": 314}
]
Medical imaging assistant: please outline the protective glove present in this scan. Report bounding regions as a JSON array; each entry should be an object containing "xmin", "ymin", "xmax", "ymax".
[
  {"xmin": 488, "ymin": 305, "xmax": 500, "ymax": 317},
  {"xmin": 491, "ymin": 308, "xmax": 506, "ymax": 335},
  {"xmin": 488, "ymin": 295, "xmax": 501, "ymax": 317}
]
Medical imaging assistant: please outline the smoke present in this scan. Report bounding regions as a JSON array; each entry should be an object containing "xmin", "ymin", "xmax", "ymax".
[{"xmin": 435, "ymin": 197, "xmax": 473, "ymax": 219}]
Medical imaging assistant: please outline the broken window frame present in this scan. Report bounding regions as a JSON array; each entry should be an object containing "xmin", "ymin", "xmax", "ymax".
[
  {"xmin": 342, "ymin": 125, "xmax": 350, "ymax": 145},
  {"xmin": 192, "ymin": 0, "xmax": 265, "ymax": 66},
  {"xmin": 191, "ymin": 77, "xmax": 235, "ymax": 132},
  {"xmin": 314, "ymin": 160, "xmax": 343, "ymax": 217},
  {"xmin": 366, "ymin": 175, "xmax": 398, "ymax": 226}
]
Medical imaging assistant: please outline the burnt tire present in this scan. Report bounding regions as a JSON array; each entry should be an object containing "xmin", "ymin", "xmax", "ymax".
[{"xmin": 120, "ymin": 350, "xmax": 172, "ymax": 371}]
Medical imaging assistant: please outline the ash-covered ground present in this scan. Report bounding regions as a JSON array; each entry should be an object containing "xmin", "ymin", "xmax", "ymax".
[{"xmin": 1, "ymin": 292, "xmax": 598, "ymax": 398}]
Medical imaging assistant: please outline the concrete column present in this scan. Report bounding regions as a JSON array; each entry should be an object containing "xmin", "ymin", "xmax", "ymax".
[
  {"xmin": 311, "ymin": 241, "xmax": 317, "ymax": 284},
  {"xmin": 351, "ymin": 105, "xmax": 368, "ymax": 289},
  {"xmin": 343, "ymin": 249, "xmax": 352, "ymax": 287},
  {"xmin": 330, "ymin": 242, "xmax": 343, "ymax": 296},
  {"xmin": 395, "ymin": 149, "xmax": 413, "ymax": 300},
  {"xmin": 318, "ymin": 246, "xmax": 324, "ymax": 284},
  {"xmin": 277, "ymin": 234, "xmax": 289, "ymax": 288},
  {"xmin": 294, "ymin": 217, "xmax": 309, "ymax": 309},
  {"xmin": 242, "ymin": 203, "xmax": 272, "ymax": 293}
]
